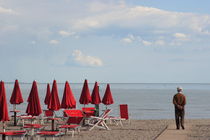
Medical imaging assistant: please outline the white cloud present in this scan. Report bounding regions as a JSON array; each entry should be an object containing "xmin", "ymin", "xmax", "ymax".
[
  {"xmin": 70, "ymin": 4, "xmax": 210, "ymax": 36},
  {"xmin": 58, "ymin": 30, "xmax": 76, "ymax": 37},
  {"xmin": 121, "ymin": 34, "xmax": 136, "ymax": 43},
  {"xmin": 0, "ymin": 6, "xmax": 16, "ymax": 14},
  {"xmin": 72, "ymin": 50, "xmax": 103, "ymax": 67},
  {"xmin": 174, "ymin": 33, "xmax": 187, "ymax": 39},
  {"xmin": 49, "ymin": 40, "xmax": 59, "ymax": 45},
  {"xmin": 142, "ymin": 40, "xmax": 152, "ymax": 46},
  {"xmin": 121, "ymin": 38, "xmax": 133, "ymax": 43}
]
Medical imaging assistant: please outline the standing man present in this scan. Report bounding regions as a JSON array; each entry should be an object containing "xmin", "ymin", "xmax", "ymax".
[{"xmin": 173, "ymin": 87, "xmax": 186, "ymax": 130}]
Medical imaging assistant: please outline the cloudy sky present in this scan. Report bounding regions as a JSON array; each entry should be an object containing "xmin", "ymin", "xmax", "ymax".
[{"xmin": 1, "ymin": 0, "xmax": 210, "ymax": 83}]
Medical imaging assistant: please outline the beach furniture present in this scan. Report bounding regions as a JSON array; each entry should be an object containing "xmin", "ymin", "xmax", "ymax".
[
  {"xmin": 82, "ymin": 107, "xmax": 96, "ymax": 117},
  {"xmin": 88, "ymin": 109, "xmax": 112, "ymax": 131},
  {"xmin": 18, "ymin": 115, "xmax": 37, "ymax": 126},
  {"xmin": 61, "ymin": 81, "xmax": 76, "ymax": 109},
  {"xmin": 10, "ymin": 79, "xmax": 24, "ymax": 126},
  {"xmin": 59, "ymin": 109, "xmax": 83, "ymax": 137},
  {"xmin": 102, "ymin": 84, "xmax": 114, "ymax": 109},
  {"xmin": 108, "ymin": 104, "xmax": 130, "ymax": 126},
  {"xmin": 44, "ymin": 83, "xmax": 51, "ymax": 105},
  {"xmin": 36, "ymin": 131, "xmax": 64, "ymax": 140},
  {"xmin": 23, "ymin": 123, "xmax": 44, "ymax": 136},
  {"xmin": 79, "ymin": 79, "xmax": 92, "ymax": 105},
  {"xmin": 0, "ymin": 130, "xmax": 27, "ymax": 140},
  {"xmin": 91, "ymin": 82, "xmax": 101, "ymax": 116},
  {"xmin": 42, "ymin": 110, "xmax": 54, "ymax": 123},
  {"xmin": 41, "ymin": 110, "xmax": 61, "ymax": 130}
]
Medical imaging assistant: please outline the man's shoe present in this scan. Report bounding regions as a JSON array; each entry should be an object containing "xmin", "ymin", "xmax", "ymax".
[
  {"xmin": 176, "ymin": 127, "xmax": 180, "ymax": 130},
  {"xmin": 181, "ymin": 126, "xmax": 185, "ymax": 130}
]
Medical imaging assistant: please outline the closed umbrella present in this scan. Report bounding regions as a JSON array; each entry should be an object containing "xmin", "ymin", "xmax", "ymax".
[
  {"xmin": 26, "ymin": 81, "xmax": 42, "ymax": 116},
  {"xmin": 0, "ymin": 81, "xmax": 10, "ymax": 132},
  {"xmin": 61, "ymin": 81, "xmax": 76, "ymax": 109},
  {"xmin": 91, "ymin": 82, "xmax": 101, "ymax": 116},
  {"xmin": 48, "ymin": 80, "xmax": 60, "ymax": 111},
  {"xmin": 102, "ymin": 84, "xmax": 114, "ymax": 109},
  {"xmin": 79, "ymin": 79, "xmax": 91, "ymax": 106},
  {"xmin": 91, "ymin": 82, "xmax": 101, "ymax": 105},
  {"xmin": 10, "ymin": 79, "xmax": 23, "ymax": 126},
  {"xmin": 44, "ymin": 83, "xmax": 51, "ymax": 105},
  {"xmin": 47, "ymin": 80, "xmax": 60, "ymax": 131}
]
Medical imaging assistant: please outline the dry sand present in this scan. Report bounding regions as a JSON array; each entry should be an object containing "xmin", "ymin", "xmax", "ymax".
[{"xmin": 1, "ymin": 119, "xmax": 210, "ymax": 140}]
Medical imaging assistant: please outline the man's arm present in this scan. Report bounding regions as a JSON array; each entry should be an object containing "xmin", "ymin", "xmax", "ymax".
[
  {"xmin": 173, "ymin": 95, "xmax": 178, "ymax": 106},
  {"xmin": 182, "ymin": 95, "xmax": 186, "ymax": 106}
]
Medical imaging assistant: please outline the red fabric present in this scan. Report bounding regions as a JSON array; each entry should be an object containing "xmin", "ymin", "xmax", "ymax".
[
  {"xmin": 10, "ymin": 79, "xmax": 24, "ymax": 104},
  {"xmin": 59, "ymin": 124, "xmax": 79, "ymax": 128},
  {"xmin": 67, "ymin": 117, "xmax": 83, "ymax": 124},
  {"xmin": 44, "ymin": 83, "xmax": 51, "ymax": 105},
  {"xmin": 0, "ymin": 81, "xmax": 10, "ymax": 122},
  {"xmin": 120, "ymin": 104, "xmax": 129, "ymax": 120},
  {"xmin": 44, "ymin": 110, "xmax": 54, "ymax": 117},
  {"xmin": 26, "ymin": 81, "xmax": 42, "ymax": 116},
  {"xmin": 82, "ymin": 107, "xmax": 95, "ymax": 117},
  {"xmin": 79, "ymin": 79, "xmax": 91, "ymax": 105},
  {"xmin": 63, "ymin": 110, "xmax": 84, "ymax": 124},
  {"xmin": 61, "ymin": 81, "xmax": 76, "ymax": 109},
  {"xmin": 102, "ymin": 84, "xmax": 114, "ymax": 105},
  {"xmin": 37, "ymin": 131, "xmax": 59, "ymax": 135},
  {"xmin": 24, "ymin": 123, "xmax": 42, "ymax": 128},
  {"xmin": 0, "ymin": 131, "xmax": 26, "ymax": 135},
  {"xmin": 91, "ymin": 82, "xmax": 101, "ymax": 105},
  {"xmin": 48, "ymin": 80, "xmax": 60, "ymax": 111},
  {"xmin": 64, "ymin": 110, "xmax": 83, "ymax": 117}
]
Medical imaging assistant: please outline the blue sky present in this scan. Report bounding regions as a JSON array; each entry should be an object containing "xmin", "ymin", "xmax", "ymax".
[{"xmin": 0, "ymin": 0, "xmax": 210, "ymax": 83}]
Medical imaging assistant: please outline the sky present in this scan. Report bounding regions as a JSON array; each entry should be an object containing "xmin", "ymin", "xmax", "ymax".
[{"xmin": 1, "ymin": 0, "xmax": 210, "ymax": 83}]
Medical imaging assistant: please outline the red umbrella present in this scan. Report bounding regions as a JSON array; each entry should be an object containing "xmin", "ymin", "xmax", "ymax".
[
  {"xmin": 48, "ymin": 80, "xmax": 60, "ymax": 111},
  {"xmin": 61, "ymin": 81, "xmax": 76, "ymax": 109},
  {"xmin": 102, "ymin": 84, "xmax": 114, "ymax": 106},
  {"xmin": 79, "ymin": 79, "xmax": 91, "ymax": 105},
  {"xmin": 10, "ymin": 79, "xmax": 24, "ymax": 105},
  {"xmin": 26, "ymin": 81, "xmax": 42, "ymax": 116},
  {"xmin": 10, "ymin": 79, "xmax": 24, "ymax": 126},
  {"xmin": 44, "ymin": 83, "xmax": 51, "ymax": 105},
  {"xmin": 0, "ymin": 81, "xmax": 10, "ymax": 131},
  {"xmin": 91, "ymin": 82, "xmax": 101, "ymax": 105}
]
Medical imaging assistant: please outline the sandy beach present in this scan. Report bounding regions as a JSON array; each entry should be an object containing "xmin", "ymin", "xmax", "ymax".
[{"xmin": 1, "ymin": 119, "xmax": 210, "ymax": 140}]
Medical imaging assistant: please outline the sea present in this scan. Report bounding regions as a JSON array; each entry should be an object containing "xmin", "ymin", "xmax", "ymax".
[{"xmin": 4, "ymin": 83, "xmax": 210, "ymax": 120}]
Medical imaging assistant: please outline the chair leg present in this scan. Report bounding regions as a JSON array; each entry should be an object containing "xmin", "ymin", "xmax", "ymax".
[{"xmin": 72, "ymin": 130, "xmax": 74, "ymax": 138}]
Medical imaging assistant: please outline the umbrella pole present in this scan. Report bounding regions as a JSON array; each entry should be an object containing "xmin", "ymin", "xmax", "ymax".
[
  {"xmin": 3, "ymin": 122, "xmax": 5, "ymax": 132},
  {"xmin": 95, "ymin": 104, "xmax": 99, "ymax": 117},
  {"xmin": 13, "ymin": 104, "xmax": 17, "ymax": 126},
  {"xmin": 13, "ymin": 104, "xmax": 16, "ymax": 111}
]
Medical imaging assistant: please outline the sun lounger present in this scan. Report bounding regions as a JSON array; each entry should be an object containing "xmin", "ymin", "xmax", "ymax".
[
  {"xmin": 108, "ymin": 104, "xmax": 130, "ymax": 126},
  {"xmin": 82, "ymin": 107, "xmax": 96, "ymax": 117},
  {"xmin": 58, "ymin": 109, "xmax": 84, "ymax": 137},
  {"xmin": 0, "ymin": 130, "xmax": 27, "ymax": 140},
  {"xmin": 36, "ymin": 131, "xmax": 64, "ymax": 140},
  {"xmin": 88, "ymin": 109, "xmax": 112, "ymax": 131}
]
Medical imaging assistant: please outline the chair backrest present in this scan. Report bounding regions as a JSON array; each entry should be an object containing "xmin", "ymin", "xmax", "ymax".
[
  {"xmin": 63, "ymin": 109, "xmax": 84, "ymax": 124},
  {"xmin": 44, "ymin": 110, "xmax": 54, "ymax": 117},
  {"xmin": 100, "ymin": 109, "xmax": 112, "ymax": 119},
  {"xmin": 82, "ymin": 107, "xmax": 95, "ymax": 117},
  {"xmin": 119, "ymin": 104, "xmax": 129, "ymax": 120},
  {"xmin": 64, "ymin": 109, "xmax": 83, "ymax": 117}
]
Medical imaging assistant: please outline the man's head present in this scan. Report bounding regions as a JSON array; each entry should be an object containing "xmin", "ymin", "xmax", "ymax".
[{"xmin": 177, "ymin": 87, "xmax": 183, "ymax": 93}]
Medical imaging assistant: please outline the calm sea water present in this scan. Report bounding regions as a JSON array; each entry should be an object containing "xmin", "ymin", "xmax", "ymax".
[{"xmin": 4, "ymin": 83, "xmax": 210, "ymax": 120}]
